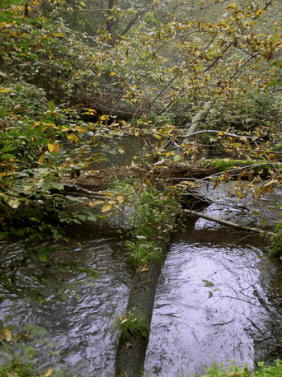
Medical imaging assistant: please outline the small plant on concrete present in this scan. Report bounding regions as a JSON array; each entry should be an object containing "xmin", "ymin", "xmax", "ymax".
[
  {"xmin": 114, "ymin": 311, "xmax": 150, "ymax": 341},
  {"xmin": 196, "ymin": 359, "xmax": 282, "ymax": 377}
]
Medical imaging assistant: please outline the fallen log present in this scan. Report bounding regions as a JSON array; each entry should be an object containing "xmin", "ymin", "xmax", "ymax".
[{"xmin": 182, "ymin": 208, "xmax": 277, "ymax": 237}]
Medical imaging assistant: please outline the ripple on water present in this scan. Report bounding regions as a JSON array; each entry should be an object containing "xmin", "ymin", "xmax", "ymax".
[
  {"xmin": 144, "ymin": 229, "xmax": 282, "ymax": 377},
  {"xmin": 0, "ymin": 237, "xmax": 132, "ymax": 377}
]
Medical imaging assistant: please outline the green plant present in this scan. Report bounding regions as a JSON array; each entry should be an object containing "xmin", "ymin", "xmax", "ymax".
[
  {"xmin": 0, "ymin": 317, "xmax": 49, "ymax": 364},
  {"xmin": 111, "ymin": 179, "xmax": 181, "ymax": 266},
  {"xmin": 195, "ymin": 359, "xmax": 282, "ymax": 377},
  {"xmin": 114, "ymin": 311, "xmax": 150, "ymax": 342},
  {"xmin": 0, "ymin": 360, "xmax": 75, "ymax": 377},
  {"xmin": 196, "ymin": 359, "xmax": 250, "ymax": 376},
  {"xmin": 270, "ymin": 223, "xmax": 282, "ymax": 257}
]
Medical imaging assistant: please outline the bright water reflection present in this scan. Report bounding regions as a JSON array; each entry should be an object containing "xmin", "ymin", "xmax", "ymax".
[{"xmin": 144, "ymin": 228, "xmax": 282, "ymax": 377}]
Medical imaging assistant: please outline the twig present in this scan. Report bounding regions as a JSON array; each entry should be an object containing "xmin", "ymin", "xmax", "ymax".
[{"xmin": 182, "ymin": 208, "xmax": 277, "ymax": 237}]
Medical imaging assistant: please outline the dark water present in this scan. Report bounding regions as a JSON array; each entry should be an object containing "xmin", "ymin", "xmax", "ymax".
[
  {"xmin": 1, "ymin": 187, "xmax": 282, "ymax": 376},
  {"xmin": 0, "ymin": 236, "xmax": 132, "ymax": 377},
  {"xmin": 89, "ymin": 135, "xmax": 149, "ymax": 170}
]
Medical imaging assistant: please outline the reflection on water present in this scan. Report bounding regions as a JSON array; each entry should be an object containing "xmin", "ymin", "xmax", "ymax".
[
  {"xmin": 0, "ymin": 236, "xmax": 132, "ymax": 377},
  {"xmin": 1, "ymin": 200, "xmax": 282, "ymax": 376},
  {"xmin": 144, "ymin": 228, "xmax": 282, "ymax": 377}
]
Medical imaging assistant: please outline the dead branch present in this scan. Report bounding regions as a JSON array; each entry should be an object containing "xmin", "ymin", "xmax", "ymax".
[{"xmin": 182, "ymin": 208, "xmax": 277, "ymax": 237}]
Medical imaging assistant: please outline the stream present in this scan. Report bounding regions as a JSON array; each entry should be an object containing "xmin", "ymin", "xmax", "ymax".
[
  {"xmin": 1, "ymin": 137, "xmax": 282, "ymax": 376},
  {"xmin": 1, "ymin": 218, "xmax": 282, "ymax": 376},
  {"xmin": 144, "ymin": 227, "xmax": 282, "ymax": 376}
]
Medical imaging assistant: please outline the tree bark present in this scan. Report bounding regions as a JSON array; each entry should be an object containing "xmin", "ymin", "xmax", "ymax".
[
  {"xmin": 106, "ymin": 0, "xmax": 115, "ymax": 33},
  {"xmin": 185, "ymin": 101, "xmax": 212, "ymax": 136}
]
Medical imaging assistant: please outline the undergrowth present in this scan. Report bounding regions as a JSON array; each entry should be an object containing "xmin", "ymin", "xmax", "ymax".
[
  {"xmin": 112, "ymin": 179, "xmax": 181, "ymax": 266},
  {"xmin": 0, "ymin": 361, "xmax": 74, "ymax": 377},
  {"xmin": 195, "ymin": 359, "xmax": 282, "ymax": 377}
]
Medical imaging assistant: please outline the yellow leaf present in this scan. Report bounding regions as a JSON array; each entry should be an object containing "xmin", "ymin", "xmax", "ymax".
[
  {"xmin": 117, "ymin": 196, "xmax": 124, "ymax": 204},
  {"xmin": 0, "ymin": 88, "xmax": 9, "ymax": 93},
  {"xmin": 140, "ymin": 268, "xmax": 149, "ymax": 273},
  {"xmin": 88, "ymin": 200, "xmax": 103, "ymax": 207},
  {"xmin": 2, "ymin": 328, "xmax": 11, "ymax": 342},
  {"xmin": 118, "ymin": 149, "xmax": 124, "ymax": 154},
  {"xmin": 54, "ymin": 143, "xmax": 60, "ymax": 153},
  {"xmin": 48, "ymin": 143, "xmax": 54, "ymax": 152},
  {"xmin": 40, "ymin": 367, "xmax": 54, "ymax": 377},
  {"xmin": 110, "ymin": 71, "xmax": 116, "ymax": 76},
  {"xmin": 102, "ymin": 204, "xmax": 112, "ymax": 212},
  {"xmin": 38, "ymin": 153, "xmax": 45, "ymax": 165},
  {"xmin": 67, "ymin": 133, "xmax": 80, "ymax": 143},
  {"xmin": 218, "ymin": 131, "xmax": 226, "ymax": 136},
  {"xmin": 100, "ymin": 114, "xmax": 110, "ymax": 121},
  {"xmin": 0, "ymin": 172, "xmax": 12, "ymax": 178},
  {"xmin": 145, "ymin": 178, "xmax": 151, "ymax": 188},
  {"xmin": 31, "ymin": 122, "xmax": 40, "ymax": 129}
]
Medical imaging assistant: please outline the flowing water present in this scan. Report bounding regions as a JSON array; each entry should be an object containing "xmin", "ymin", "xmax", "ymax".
[
  {"xmin": 1, "ymin": 138, "xmax": 282, "ymax": 376},
  {"xmin": 144, "ymin": 226, "xmax": 282, "ymax": 376},
  {"xmin": 0, "ymin": 232, "xmax": 132, "ymax": 377},
  {"xmin": 1, "ymin": 220, "xmax": 282, "ymax": 376}
]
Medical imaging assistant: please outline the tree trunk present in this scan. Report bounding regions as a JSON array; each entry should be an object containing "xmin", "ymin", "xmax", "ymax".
[
  {"xmin": 185, "ymin": 101, "xmax": 212, "ymax": 136},
  {"xmin": 106, "ymin": 0, "xmax": 115, "ymax": 33}
]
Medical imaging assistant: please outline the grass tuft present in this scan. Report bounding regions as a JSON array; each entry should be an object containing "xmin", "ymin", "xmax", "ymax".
[{"xmin": 114, "ymin": 311, "xmax": 150, "ymax": 342}]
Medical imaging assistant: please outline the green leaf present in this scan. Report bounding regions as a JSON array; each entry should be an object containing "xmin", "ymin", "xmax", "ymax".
[
  {"xmin": 4, "ymin": 315, "xmax": 13, "ymax": 323},
  {"xmin": 0, "ymin": 320, "xmax": 4, "ymax": 329},
  {"xmin": 77, "ymin": 215, "xmax": 86, "ymax": 221},
  {"xmin": 32, "ymin": 327, "xmax": 48, "ymax": 336},
  {"xmin": 17, "ymin": 228, "xmax": 26, "ymax": 236},
  {"xmin": 53, "ymin": 233, "xmax": 62, "ymax": 241},
  {"xmin": 14, "ymin": 342, "xmax": 26, "ymax": 350},
  {"xmin": 0, "ymin": 232, "xmax": 8, "ymax": 240},
  {"xmin": 6, "ymin": 324, "xmax": 18, "ymax": 331},
  {"xmin": 1, "ymin": 146, "xmax": 14, "ymax": 153},
  {"xmin": 1, "ymin": 153, "xmax": 15, "ymax": 160},
  {"xmin": 52, "ymin": 182, "xmax": 64, "ymax": 190},
  {"xmin": 203, "ymin": 280, "xmax": 214, "ymax": 288},
  {"xmin": 48, "ymin": 100, "xmax": 56, "ymax": 112},
  {"xmin": 87, "ymin": 213, "xmax": 96, "ymax": 222},
  {"xmin": 0, "ymin": 346, "xmax": 14, "ymax": 355},
  {"xmin": 38, "ymin": 254, "xmax": 48, "ymax": 262}
]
